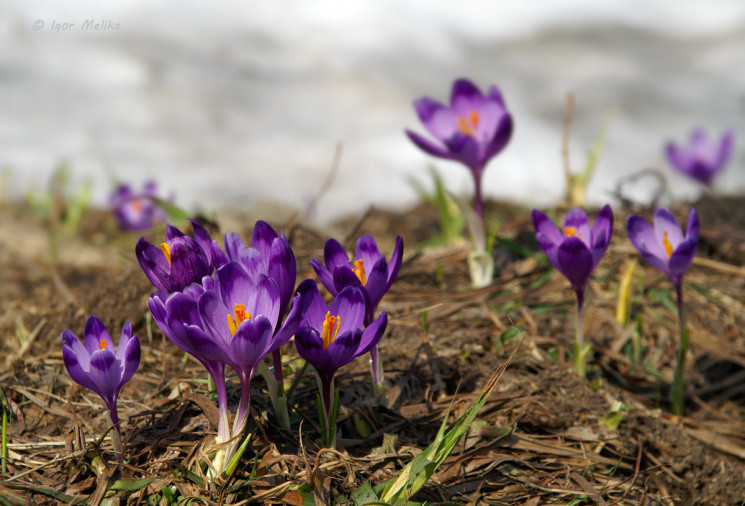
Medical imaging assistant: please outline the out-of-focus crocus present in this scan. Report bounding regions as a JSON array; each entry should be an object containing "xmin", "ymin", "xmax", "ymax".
[
  {"xmin": 61, "ymin": 315, "xmax": 140, "ymax": 457},
  {"xmin": 406, "ymin": 78, "xmax": 513, "ymax": 219},
  {"xmin": 665, "ymin": 129, "xmax": 734, "ymax": 187},
  {"xmin": 406, "ymin": 78, "xmax": 512, "ymax": 288},
  {"xmin": 295, "ymin": 280, "xmax": 388, "ymax": 447},
  {"xmin": 531, "ymin": 205, "xmax": 614, "ymax": 377},
  {"xmin": 136, "ymin": 220, "xmax": 222, "ymax": 294},
  {"xmin": 311, "ymin": 235, "xmax": 402, "ymax": 395},
  {"xmin": 109, "ymin": 180, "xmax": 167, "ymax": 231},
  {"xmin": 626, "ymin": 208, "xmax": 698, "ymax": 415},
  {"xmin": 218, "ymin": 221, "xmax": 297, "ymax": 426}
]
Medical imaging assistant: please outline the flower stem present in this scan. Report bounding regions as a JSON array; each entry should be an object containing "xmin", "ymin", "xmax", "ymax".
[
  {"xmin": 671, "ymin": 281, "xmax": 688, "ymax": 416},
  {"xmin": 107, "ymin": 408, "xmax": 123, "ymax": 463},
  {"xmin": 472, "ymin": 170, "xmax": 484, "ymax": 220},
  {"xmin": 316, "ymin": 372, "xmax": 337, "ymax": 448},
  {"xmin": 209, "ymin": 364, "xmax": 230, "ymax": 477},
  {"xmin": 573, "ymin": 289, "xmax": 589, "ymax": 378},
  {"xmin": 369, "ymin": 345, "xmax": 385, "ymax": 402}
]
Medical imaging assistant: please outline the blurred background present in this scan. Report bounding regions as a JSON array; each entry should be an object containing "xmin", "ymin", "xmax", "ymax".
[{"xmin": 1, "ymin": 0, "xmax": 744, "ymax": 223}]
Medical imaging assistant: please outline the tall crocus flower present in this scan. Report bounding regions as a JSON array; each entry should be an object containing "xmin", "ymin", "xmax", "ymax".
[
  {"xmin": 295, "ymin": 280, "xmax": 388, "ymax": 448},
  {"xmin": 406, "ymin": 78, "xmax": 513, "ymax": 288},
  {"xmin": 109, "ymin": 180, "xmax": 167, "ymax": 231},
  {"xmin": 61, "ymin": 315, "xmax": 140, "ymax": 458},
  {"xmin": 218, "ymin": 220, "xmax": 297, "ymax": 426},
  {"xmin": 665, "ymin": 129, "xmax": 734, "ymax": 187},
  {"xmin": 531, "ymin": 205, "xmax": 614, "ymax": 377},
  {"xmin": 627, "ymin": 208, "xmax": 698, "ymax": 415},
  {"xmin": 311, "ymin": 235, "xmax": 402, "ymax": 396},
  {"xmin": 136, "ymin": 220, "xmax": 222, "ymax": 294}
]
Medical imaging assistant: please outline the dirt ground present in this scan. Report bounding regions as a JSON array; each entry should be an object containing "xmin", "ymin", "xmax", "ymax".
[{"xmin": 2, "ymin": 195, "xmax": 745, "ymax": 505}]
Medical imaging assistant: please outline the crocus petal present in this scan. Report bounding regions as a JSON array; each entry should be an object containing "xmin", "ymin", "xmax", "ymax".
[
  {"xmin": 246, "ymin": 276, "xmax": 281, "ymax": 328},
  {"xmin": 413, "ymin": 97, "xmax": 457, "ymax": 140},
  {"xmin": 531, "ymin": 210, "xmax": 563, "ymax": 244},
  {"xmin": 412, "ymin": 96, "xmax": 444, "ymax": 124},
  {"xmin": 311, "ymin": 258, "xmax": 335, "ymax": 295},
  {"xmin": 484, "ymin": 112, "xmax": 514, "ymax": 162},
  {"xmin": 362, "ymin": 257, "xmax": 389, "ymax": 316},
  {"xmin": 189, "ymin": 219, "xmax": 215, "ymax": 264},
  {"xmin": 230, "ymin": 316, "xmax": 275, "ymax": 370},
  {"xmin": 169, "ymin": 237, "xmax": 210, "ymax": 290},
  {"xmin": 297, "ymin": 279, "xmax": 327, "ymax": 329},
  {"xmin": 405, "ymin": 130, "xmax": 457, "ymax": 161},
  {"xmin": 84, "ymin": 316, "xmax": 114, "ymax": 355},
  {"xmin": 165, "ymin": 223, "xmax": 185, "ymax": 242},
  {"xmin": 653, "ymin": 208, "xmax": 684, "ymax": 249},
  {"xmin": 296, "ymin": 328, "xmax": 360, "ymax": 372},
  {"xmin": 89, "ymin": 349, "xmax": 120, "ymax": 405},
  {"xmin": 556, "ymin": 237, "xmax": 594, "ymax": 292},
  {"xmin": 251, "ymin": 220, "xmax": 278, "ymax": 260},
  {"xmin": 449, "ymin": 78, "xmax": 484, "ymax": 114},
  {"xmin": 185, "ymin": 325, "xmax": 233, "ymax": 364},
  {"xmin": 386, "ymin": 236, "xmax": 404, "ymax": 288},
  {"xmin": 626, "ymin": 215, "xmax": 666, "ymax": 260},
  {"xmin": 716, "ymin": 130, "xmax": 734, "ymax": 168},
  {"xmin": 685, "ymin": 208, "xmax": 700, "ymax": 242},
  {"xmin": 535, "ymin": 232, "xmax": 561, "ymax": 271},
  {"xmin": 486, "ymin": 85, "xmax": 506, "ymax": 108},
  {"xmin": 197, "ymin": 291, "xmax": 233, "ymax": 347},
  {"xmin": 119, "ymin": 332, "xmax": 141, "ymax": 385},
  {"xmin": 444, "ymin": 132, "xmax": 481, "ymax": 171},
  {"xmin": 223, "ymin": 232, "xmax": 246, "ymax": 262},
  {"xmin": 355, "ymin": 236, "xmax": 382, "ymax": 274},
  {"xmin": 62, "ymin": 346, "xmax": 104, "ymax": 398},
  {"xmin": 61, "ymin": 329, "xmax": 91, "ymax": 369},
  {"xmin": 590, "ymin": 204, "xmax": 614, "ymax": 267},
  {"xmin": 329, "ymin": 286, "xmax": 366, "ymax": 334},
  {"xmin": 356, "ymin": 311, "xmax": 388, "ymax": 357},
  {"xmin": 267, "ymin": 292, "xmax": 302, "ymax": 353},
  {"xmin": 268, "ymin": 235, "xmax": 297, "ymax": 311},
  {"xmin": 136, "ymin": 238, "xmax": 171, "ymax": 292},
  {"xmin": 669, "ymin": 237, "xmax": 697, "ymax": 279},
  {"xmin": 333, "ymin": 265, "xmax": 362, "ymax": 294},
  {"xmin": 324, "ymin": 238, "xmax": 350, "ymax": 270},
  {"xmin": 215, "ymin": 262, "xmax": 256, "ymax": 312}
]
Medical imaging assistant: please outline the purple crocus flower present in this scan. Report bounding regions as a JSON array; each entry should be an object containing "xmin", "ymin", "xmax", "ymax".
[
  {"xmin": 665, "ymin": 129, "xmax": 734, "ymax": 186},
  {"xmin": 406, "ymin": 78, "xmax": 513, "ymax": 218},
  {"xmin": 626, "ymin": 208, "xmax": 698, "ymax": 415},
  {"xmin": 531, "ymin": 205, "xmax": 613, "ymax": 377},
  {"xmin": 295, "ymin": 280, "xmax": 387, "ymax": 446},
  {"xmin": 136, "ymin": 220, "xmax": 222, "ymax": 294},
  {"xmin": 311, "ymin": 235, "xmax": 402, "ymax": 393},
  {"xmin": 109, "ymin": 181, "xmax": 167, "ymax": 231},
  {"xmin": 61, "ymin": 315, "xmax": 140, "ymax": 454},
  {"xmin": 626, "ymin": 208, "xmax": 699, "ymax": 286}
]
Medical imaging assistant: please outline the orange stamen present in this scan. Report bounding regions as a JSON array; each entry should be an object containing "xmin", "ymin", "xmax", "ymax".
[
  {"xmin": 322, "ymin": 311, "xmax": 341, "ymax": 349},
  {"xmin": 227, "ymin": 303, "xmax": 252, "ymax": 336},
  {"xmin": 131, "ymin": 197, "xmax": 143, "ymax": 213},
  {"xmin": 353, "ymin": 259, "xmax": 367, "ymax": 285},
  {"xmin": 98, "ymin": 339, "xmax": 108, "ymax": 350},
  {"xmin": 563, "ymin": 227, "xmax": 576, "ymax": 237},
  {"xmin": 160, "ymin": 242, "xmax": 172, "ymax": 265},
  {"xmin": 455, "ymin": 109, "xmax": 480, "ymax": 136},
  {"xmin": 662, "ymin": 231, "xmax": 674, "ymax": 259}
]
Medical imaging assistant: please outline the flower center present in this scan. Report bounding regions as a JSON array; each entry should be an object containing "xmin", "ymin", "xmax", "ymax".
[
  {"xmin": 98, "ymin": 339, "xmax": 108, "ymax": 350},
  {"xmin": 353, "ymin": 259, "xmax": 367, "ymax": 285},
  {"xmin": 455, "ymin": 109, "xmax": 480, "ymax": 136},
  {"xmin": 160, "ymin": 242, "xmax": 172, "ymax": 265},
  {"xmin": 563, "ymin": 226, "xmax": 582, "ymax": 239},
  {"xmin": 131, "ymin": 197, "xmax": 143, "ymax": 214},
  {"xmin": 662, "ymin": 230, "xmax": 674, "ymax": 259},
  {"xmin": 321, "ymin": 311, "xmax": 341, "ymax": 350},
  {"xmin": 227, "ymin": 303, "xmax": 252, "ymax": 336}
]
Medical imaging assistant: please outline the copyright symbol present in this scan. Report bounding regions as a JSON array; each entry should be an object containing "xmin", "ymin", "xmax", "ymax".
[{"xmin": 33, "ymin": 20, "xmax": 44, "ymax": 30}]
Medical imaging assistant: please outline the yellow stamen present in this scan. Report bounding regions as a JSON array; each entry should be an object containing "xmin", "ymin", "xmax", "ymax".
[
  {"xmin": 662, "ymin": 230, "xmax": 674, "ymax": 259},
  {"xmin": 98, "ymin": 339, "xmax": 108, "ymax": 350},
  {"xmin": 321, "ymin": 311, "xmax": 341, "ymax": 350},
  {"xmin": 227, "ymin": 303, "xmax": 252, "ymax": 336},
  {"xmin": 160, "ymin": 242, "xmax": 172, "ymax": 265},
  {"xmin": 563, "ymin": 226, "xmax": 576, "ymax": 237},
  {"xmin": 353, "ymin": 259, "xmax": 367, "ymax": 285},
  {"xmin": 455, "ymin": 109, "xmax": 480, "ymax": 136}
]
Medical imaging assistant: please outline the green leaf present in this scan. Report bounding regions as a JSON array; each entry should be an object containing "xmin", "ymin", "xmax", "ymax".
[
  {"xmin": 108, "ymin": 478, "xmax": 157, "ymax": 491},
  {"xmin": 599, "ymin": 401, "xmax": 630, "ymax": 431},
  {"xmin": 224, "ymin": 432, "xmax": 252, "ymax": 476}
]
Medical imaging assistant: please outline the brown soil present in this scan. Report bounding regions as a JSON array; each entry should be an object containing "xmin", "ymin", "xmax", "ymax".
[{"xmin": 2, "ymin": 195, "xmax": 745, "ymax": 505}]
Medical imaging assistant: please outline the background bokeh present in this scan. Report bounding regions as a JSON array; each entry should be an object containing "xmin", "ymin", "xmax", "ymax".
[{"xmin": 2, "ymin": 0, "xmax": 744, "ymax": 223}]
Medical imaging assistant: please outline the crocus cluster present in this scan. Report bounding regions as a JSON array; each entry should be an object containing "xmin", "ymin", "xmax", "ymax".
[
  {"xmin": 531, "ymin": 205, "xmax": 614, "ymax": 377},
  {"xmin": 627, "ymin": 208, "xmax": 698, "ymax": 415},
  {"xmin": 666, "ymin": 129, "xmax": 734, "ymax": 187},
  {"xmin": 407, "ymin": 78, "xmax": 513, "ymax": 288},
  {"xmin": 109, "ymin": 180, "xmax": 167, "ymax": 231},
  {"xmin": 61, "ymin": 316, "xmax": 140, "ymax": 459}
]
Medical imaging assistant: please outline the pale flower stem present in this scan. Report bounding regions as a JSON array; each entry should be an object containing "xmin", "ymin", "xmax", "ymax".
[
  {"xmin": 671, "ymin": 281, "xmax": 688, "ymax": 416},
  {"xmin": 107, "ymin": 409, "xmax": 123, "ymax": 463},
  {"xmin": 573, "ymin": 289, "xmax": 587, "ymax": 378}
]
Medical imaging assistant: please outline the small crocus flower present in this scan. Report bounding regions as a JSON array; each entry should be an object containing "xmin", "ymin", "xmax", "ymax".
[
  {"xmin": 136, "ymin": 219, "xmax": 222, "ymax": 294},
  {"xmin": 626, "ymin": 208, "xmax": 698, "ymax": 416},
  {"xmin": 311, "ymin": 235, "xmax": 402, "ymax": 394},
  {"xmin": 665, "ymin": 129, "xmax": 734, "ymax": 186},
  {"xmin": 626, "ymin": 208, "xmax": 699, "ymax": 286},
  {"xmin": 61, "ymin": 315, "xmax": 140, "ymax": 456},
  {"xmin": 406, "ymin": 78, "xmax": 513, "ymax": 218},
  {"xmin": 109, "ymin": 180, "xmax": 167, "ymax": 231},
  {"xmin": 531, "ymin": 205, "xmax": 614, "ymax": 377},
  {"xmin": 295, "ymin": 280, "xmax": 388, "ymax": 447}
]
